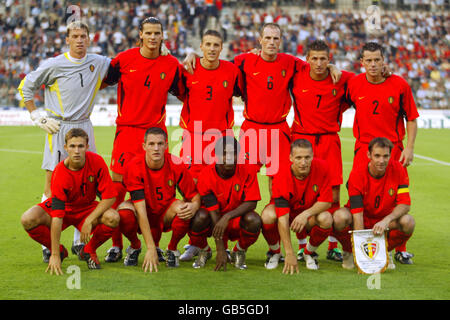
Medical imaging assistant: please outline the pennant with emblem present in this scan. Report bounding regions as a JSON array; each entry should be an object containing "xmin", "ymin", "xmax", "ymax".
[{"xmin": 351, "ymin": 229, "xmax": 388, "ymax": 274}]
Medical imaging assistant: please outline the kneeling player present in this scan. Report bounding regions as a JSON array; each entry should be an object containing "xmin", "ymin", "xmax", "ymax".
[
  {"xmin": 261, "ymin": 139, "xmax": 333, "ymax": 273},
  {"xmin": 192, "ymin": 136, "xmax": 262, "ymax": 271},
  {"xmin": 116, "ymin": 127, "xmax": 201, "ymax": 272},
  {"xmin": 333, "ymin": 137, "xmax": 415, "ymax": 270},
  {"xmin": 21, "ymin": 128, "xmax": 119, "ymax": 273}
]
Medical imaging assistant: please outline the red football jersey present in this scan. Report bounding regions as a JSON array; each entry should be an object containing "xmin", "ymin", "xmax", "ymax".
[
  {"xmin": 291, "ymin": 67, "xmax": 355, "ymax": 134},
  {"xmin": 50, "ymin": 152, "xmax": 116, "ymax": 218},
  {"xmin": 347, "ymin": 74, "xmax": 419, "ymax": 143},
  {"xmin": 272, "ymin": 158, "xmax": 333, "ymax": 217},
  {"xmin": 196, "ymin": 163, "xmax": 261, "ymax": 214},
  {"xmin": 179, "ymin": 58, "xmax": 241, "ymax": 133},
  {"xmin": 104, "ymin": 48, "xmax": 183, "ymax": 128},
  {"xmin": 124, "ymin": 153, "xmax": 198, "ymax": 215},
  {"xmin": 347, "ymin": 160, "xmax": 411, "ymax": 219},
  {"xmin": 233, "ymin": 53, "xmax": 306, "ymax": 124}
]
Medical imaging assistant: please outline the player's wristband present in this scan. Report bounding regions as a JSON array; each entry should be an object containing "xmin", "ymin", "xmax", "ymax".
[{"xmin": 30, "ymin": 109, "xmax": 42, "ymax": 122}]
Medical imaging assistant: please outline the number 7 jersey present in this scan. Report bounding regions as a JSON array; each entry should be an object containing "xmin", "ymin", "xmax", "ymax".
[{"xmin": 346, "ymin": 73, "xmax": 419, "ymax": 144}]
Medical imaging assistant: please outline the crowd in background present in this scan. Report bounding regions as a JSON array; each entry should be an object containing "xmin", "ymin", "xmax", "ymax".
[{"xmin": 0, "ymin": 0, "xmax": 448, "ymax": 110}]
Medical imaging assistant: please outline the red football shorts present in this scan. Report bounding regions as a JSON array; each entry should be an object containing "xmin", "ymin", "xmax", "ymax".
[
  {"xmin": 238, "ymin": 120, "xmax": 291, "ymax": 176},
  {"xmin": 144, "ymin": 198, "xmax": 179, "ymax": 233},
  {"xmin": 180, "ymin": 129, "xmax": 234, "ymax": 180},
  {"xmin": 111, "ymin": 124, "xmax": 167, "ymax": 175},
  {"xmin": 38, "ymin": 199, "xmax": 98, "ymax": 231},
  {"xmin": 291, "ymin": 132, "xmax": 343, "ymax": 186}
]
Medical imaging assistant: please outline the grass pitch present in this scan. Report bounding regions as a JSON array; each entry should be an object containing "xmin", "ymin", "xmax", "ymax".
[{"xmin": 0, "ymin": 126, "xmax": 449, "ymax": 300}]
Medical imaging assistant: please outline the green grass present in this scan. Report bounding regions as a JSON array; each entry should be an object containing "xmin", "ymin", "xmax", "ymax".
[{"xmin": 0, "ymin": 126, "xmax": 449, "ymax": 300}]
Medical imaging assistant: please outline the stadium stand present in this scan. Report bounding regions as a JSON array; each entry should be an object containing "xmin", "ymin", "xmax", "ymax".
[{"xmin": 0, "ymin": 0, "xmax": 448, "ymax": 109}]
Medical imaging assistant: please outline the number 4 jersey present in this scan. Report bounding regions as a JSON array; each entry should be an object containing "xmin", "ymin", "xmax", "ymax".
[
  {"xmin": 104, "ymin": 48, "xmax": 184, "ymax": 129},
  {"xmin": 346, "ymin": 73, "xmax": 419, "ymax": 144}
]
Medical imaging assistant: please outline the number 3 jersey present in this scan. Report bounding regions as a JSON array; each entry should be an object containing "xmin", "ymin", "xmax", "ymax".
[
  {"xmin": 104, "ymin": 48, "xmax": 184, "ymax": 128},
  {"xmin": 179, "ymin": 58, "xmax": 241, "ymax": 133},
  {"xmin": 346, "ymin": 73, "xmax": 419, "ymax": 144},
  {"xmin": 123, "ymin": 154, "xmax": 198, "ymax": 215},
  {"xmin": 19, "ymin": 53, "xmax": 111, "ymax": 121}
]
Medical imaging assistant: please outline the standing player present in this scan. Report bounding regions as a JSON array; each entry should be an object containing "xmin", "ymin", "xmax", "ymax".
[
  {"xmin": 18, "ymin": 21, "xmax": 112, "ymax": 262},
  {"xmin": 102, "ymin": 17, "xmax": 184, "ymax": 261},
  {"xmin": 117, "ymin": 127, "xmax": 201, "ymax": 271},
  {"xmin": 261, "ymin": 139, "xmax": 334, "ymax": 272},
  {"xmin": 347, "ymin": 42, "xmax": 419, "ymax": 264},
  {"xmin": 178, "ymin": 29, "xmax": 241, "ymax": 261},
  {"xmin": 290, "ymin": 40, "xmax": 355, "ymax": 263},
  {"xmin": 179, "ymin": 29, "xmax": 241, "ymax": 181},
  {"xmin": 184, "ymin": 23, "xmax": 342, "ymax": 190},
  {"xmin": 333, "ymin": 137, "xmax": 415, "ymax": 270},
  {"xmin": 20, "ymin": 129, "xmax": 119, "ymax": 273},
  {"xmin": 193, "ymin": 136, "xmax": 262, "ymax": 271}
]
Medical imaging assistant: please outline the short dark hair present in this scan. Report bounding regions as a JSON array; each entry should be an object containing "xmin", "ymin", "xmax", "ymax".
[
  {"xmin": 290, "ymin": 139, "xmax": 313, "ymax": 153},
  {"xmin": 144, "ymin": 127, "xmax": 167, "ymax": 141},
  {"xmin": 361, "ymin": 42, "xmax": 384, "ymax": 59},
  {"xmin": 306, "ymin": 40, "xmax": 330, "ymax": 55},
  {"xmin": 215, "ymin": 135, "xmax": 240, "ymax": 159},
  {"xmin": 65, "ymin": 128, "xmax": 89, "ymax": 144},
  {"xmin": 202, "ymin": 29, "xmax": 223, "ymax": 44},
  {"xmin": 368, "ymin": 137, "xmax": 393, "ymax": 153},
  {"xmin": 260, "ymin": 23, "xmax": 282, "ymax": 37}
]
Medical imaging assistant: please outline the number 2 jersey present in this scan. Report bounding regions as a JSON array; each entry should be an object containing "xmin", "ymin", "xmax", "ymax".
[
  {"xmin": 346, "ymin": 73, "xmax": 419, "ymax": 144},
  {"xmin": 50, "ymin": 151, "xmax": 117, "ymax": 218},
  {"xmin": 104, "ymin": 48, "xmax": 184, "ymax": 129},
  {"xmin": 123, "ymin": 154, "xmax": 198, "ymax": 215}
]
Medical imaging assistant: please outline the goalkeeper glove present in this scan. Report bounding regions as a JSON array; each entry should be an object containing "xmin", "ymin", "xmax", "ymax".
[{"xmin": 30, "ymin": 109, "xmax": 60, "ymax": 134}]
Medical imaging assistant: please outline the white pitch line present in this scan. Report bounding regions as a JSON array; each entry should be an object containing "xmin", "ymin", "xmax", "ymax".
[{"xmin": 414, "ymin": 154, "xmax": 450, "ymax": 166}]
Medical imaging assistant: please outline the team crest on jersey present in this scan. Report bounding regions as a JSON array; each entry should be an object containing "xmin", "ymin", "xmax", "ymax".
[
  {"xmin": 361, "ymin": 240, "xmax": 379, "ymax": 260},
  {"xmin": 332, "ymin": 89, "xmax": 337, "ymax": 96},
  {"xmin": 234, "ymin": 184, "xmax": 240, "ymax": 192},
  {"xmin": 89, "ymin": 64, "xmax": 95, "ymax": 72},
  {"xmin": 388, "ymin": 96, "xmax": 394, "ymax": 104},
  {"xmin": 168, "ymin": 179, "xmax": 174, "ymax": 187},
  {"xmin": 223, "ymin": 80, "xmax": 228, "ymax": 88},
  {"xmin": 312, "ymin": 184, "xmax": 318, "ymax": 193},
  {"xmin": 88, "ymin": 175, "xmax": 94, "ymax": 183},
  {"xmin": 389, "ymin": 188, "xmax": 394, "ymax": 196},
  {"xmin": 281, "ymin": 69, "xmax": 286, "ymax": 77},
  {"xmin": 160, "ymin": 72, "xmax": 166, "ymax": 80}
]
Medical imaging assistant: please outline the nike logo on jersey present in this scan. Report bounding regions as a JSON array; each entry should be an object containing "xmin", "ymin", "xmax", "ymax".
[
  {"xmin": 130, "ymin": 69, "xmax": 137, "ymax": 72},
  {"xmin": 302, "ymin": 89, "xmax": 309, "ymax": 93},
  {"xmin": 253, "ymin": 72, "xmax": 260, "ymax": 76},
  {"xmin": 192, "ymin": 81, "xmax": 199, "ymax": 85},
  {"xmin": 358, "ymin": 96, "xmax": 365, "ymax": 100}
]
